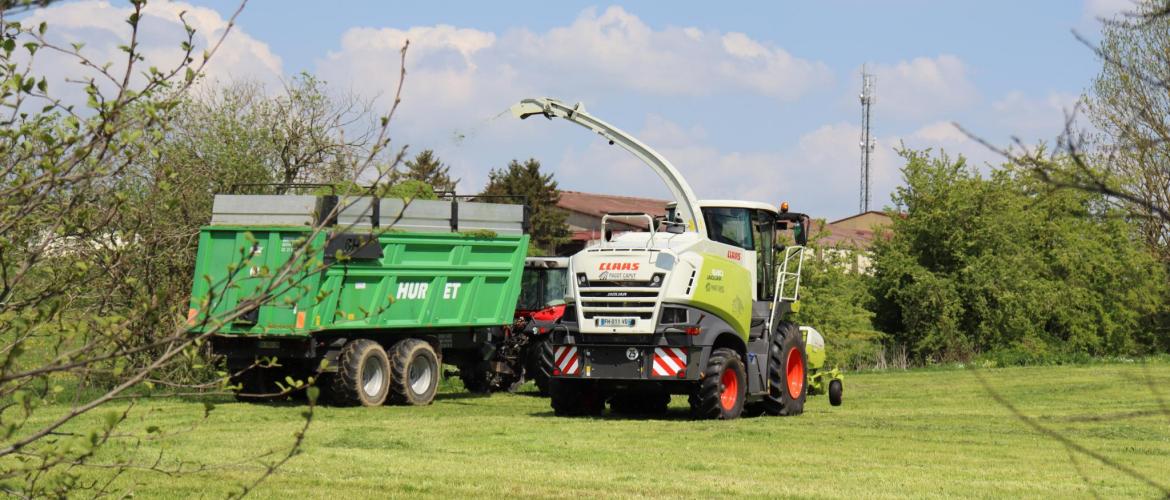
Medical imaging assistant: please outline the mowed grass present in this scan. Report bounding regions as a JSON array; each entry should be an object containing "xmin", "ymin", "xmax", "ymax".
[{"xmin": 46, "ymin": 361, "xmax": 1170, "ymax": 498}]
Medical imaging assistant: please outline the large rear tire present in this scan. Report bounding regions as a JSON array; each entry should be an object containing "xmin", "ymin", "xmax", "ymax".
[
  {"xmin": 764, "ymin": 322, "xmax": 807, "ymax": 416},
  {"xmin": 529, "ymin": 337, "xmax": 553, "ymax": 396},
  {"xmin": 328, "ymin": 339, "xmax": 391, "ymax": 407},
  {"xmin": 549, "ymin": 378, "xmax": 605, "ymax": 416},
  {"xmin": 389, "ymin": 339, "xmax": 440, "ymax": 406},
  {"xmin": 689, "ymin": 347, "xmax": 746, "ymax": 420}
]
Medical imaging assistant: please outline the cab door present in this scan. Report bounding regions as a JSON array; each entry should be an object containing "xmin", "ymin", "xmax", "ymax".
[
  {"xmin": 700, "ymin": 206, "xmax": 758, "ymax": 298},
  {"xmin": 752, "ymin": 210, "xmax": 777, "ymax": 301}
]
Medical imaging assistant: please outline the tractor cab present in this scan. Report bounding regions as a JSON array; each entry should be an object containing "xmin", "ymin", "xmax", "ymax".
[{"xmin": 516, "ymin": 257, "xmax": 570, "ymax": 324}]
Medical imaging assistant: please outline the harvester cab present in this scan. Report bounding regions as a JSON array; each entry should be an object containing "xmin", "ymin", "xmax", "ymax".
[{"xmin": 512, "ymin": 97, "xmax": 840, "ymax": 419}]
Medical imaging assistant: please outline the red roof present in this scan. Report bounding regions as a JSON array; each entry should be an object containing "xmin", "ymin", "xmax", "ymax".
[
  {"xmin": 558, "ymin": 190, "xmax": 670, "ymax": 220},
  {"xmin": 820, "ymin": 224, "xmax": 877, "ymax": 249}
]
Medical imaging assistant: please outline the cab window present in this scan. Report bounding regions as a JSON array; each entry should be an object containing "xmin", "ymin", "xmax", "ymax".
[
  {"xmin": 753, "ymin": 210, "xmax": 776, "ymax": 299},
  {"xmin": 702, "ymin": 207, "xmax": 753, "ymax": 250}
]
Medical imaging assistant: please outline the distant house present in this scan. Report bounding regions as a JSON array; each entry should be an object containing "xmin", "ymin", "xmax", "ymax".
[
  {"xmin": 555, "ymin": 190, "xmax": 669, "ymax": 254},
  {"xmin": 819, "ymin": 211, "xmax": 893, "ymax": 274}
]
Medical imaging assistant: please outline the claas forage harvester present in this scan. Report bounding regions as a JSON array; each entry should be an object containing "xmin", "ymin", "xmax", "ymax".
[{"xmin": 513, "ymin": 97, "xmax": 844, "ymax": 419}]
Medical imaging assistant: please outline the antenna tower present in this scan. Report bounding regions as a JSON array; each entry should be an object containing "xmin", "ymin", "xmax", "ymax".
[{"xmin": 859, "ymin": 68, "xmax": 875, "ymax": 213}]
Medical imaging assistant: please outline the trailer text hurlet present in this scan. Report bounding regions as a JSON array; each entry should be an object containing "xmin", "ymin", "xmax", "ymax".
[{"xmin": 186, "ymin": 194, "xmax": 529, "ymax": 406}]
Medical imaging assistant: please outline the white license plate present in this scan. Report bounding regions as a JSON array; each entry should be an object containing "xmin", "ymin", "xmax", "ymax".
[{"xmin": 596, "ymin": 317, "xmax": 636, "ymax": 328}]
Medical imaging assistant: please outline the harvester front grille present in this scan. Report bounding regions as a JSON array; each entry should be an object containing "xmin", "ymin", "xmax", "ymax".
[{"xmin": 577, "ymin": 280, "xmax": 661, "ymax": 331}]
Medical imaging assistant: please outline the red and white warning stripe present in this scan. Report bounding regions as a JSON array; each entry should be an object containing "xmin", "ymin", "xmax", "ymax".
[
  {"xmin": 554, "ymin": 345, "xmax": 580, "ymax": 376},
  {"xmin": 652, "ymin": 347, "xmax": 687, "ymax": 377}
]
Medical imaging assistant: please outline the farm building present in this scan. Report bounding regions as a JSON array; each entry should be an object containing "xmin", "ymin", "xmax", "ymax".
[
  {"xmin": 555, "ymin": 190, "xmax": 669, "ymax": 254},
  {"xmin": 815, "ymin": 211, "xmax": 893, "ymax": 274}
]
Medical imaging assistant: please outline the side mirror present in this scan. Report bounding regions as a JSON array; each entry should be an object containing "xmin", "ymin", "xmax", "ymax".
[
  {"xmin": 795, "ymin": 215, "xmax": 810, "ymax": 246},
  {"xmin": 665, "ymin": 223, "xmax": 685, "ymax": 234}
]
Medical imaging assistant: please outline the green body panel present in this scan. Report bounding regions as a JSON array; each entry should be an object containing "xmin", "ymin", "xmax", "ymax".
[
  {"xmin": 807, "ymin": 367, "xmax": 844, "ymax": 396},
  {"xmin": 187, "ymin": 226, "xmax": 529, "ymax": 337},
  {"xmin": 688, "ymin": 253, "xmax": 752, "ymax": 339},
  {"xmin": 806, "ymin": 336, "xmax": 826, "ymax": 369}
]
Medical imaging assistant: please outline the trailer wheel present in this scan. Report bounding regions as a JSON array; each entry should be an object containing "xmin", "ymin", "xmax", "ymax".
[
  {"xmin": 329, "ymin": 339, "xmax": 391, "ymax": 407},
  {"xmin": 689, "ymin": 347, "xmax": 746, "ymax": 420},
  {"xmin": 829, "ymin": 379, "xmax": 843, "ymax": 407},
  {"xmin": 764, "ymin": 322, "xmax": 807, "ymax": 416},
  {"xmin": 389, "ymin": 339, "xmax": 440, "ymax": 406},
  {"xmin": 549, "ymin": 378, "xmax": 605, "ymax": 416}
]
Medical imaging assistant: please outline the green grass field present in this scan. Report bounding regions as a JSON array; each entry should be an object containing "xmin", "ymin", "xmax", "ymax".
[{"xmin": 46, "ymin": 362, "xmax": 1170, "ymax": 498}]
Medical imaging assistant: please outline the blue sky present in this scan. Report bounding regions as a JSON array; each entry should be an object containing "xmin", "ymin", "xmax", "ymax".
[{"xmin": 28, "ymin": 0, "xmax": 1133, "ymax": 219}]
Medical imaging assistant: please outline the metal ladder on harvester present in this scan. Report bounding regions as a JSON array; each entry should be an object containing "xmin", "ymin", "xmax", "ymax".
[{"xmin": 766, "ymin": 245, "xmax": 806, "ymax": 334}]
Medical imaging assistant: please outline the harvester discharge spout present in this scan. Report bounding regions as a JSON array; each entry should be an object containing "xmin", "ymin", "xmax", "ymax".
[{"xmin": 510, "ymin": 97, "xmax": 706, "ymax": 234}]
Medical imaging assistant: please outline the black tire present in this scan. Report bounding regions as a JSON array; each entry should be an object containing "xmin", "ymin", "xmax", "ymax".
[
  {"xmin": 742, "ymin": 402, "xmax": 766, "ymax": 418},
  {"xmin": 230, "ymin": 365, "xmax": 283, "ymax": 402},
  {"xmin": 764, "ymin": 322, "xmax": 807, "ymax": 416},
  {"xmin": 529, "ymin": 337, "xmax": 553, "ymax": 396},
  {"xmin": 459, "ymin": 362, "xmax": 491, "ymax": 394},
  {"xmin": 829, "ymin": 379, "xmax": 843, "ymax": 407},
  {"xmin": 689, "ymin": 347, "xmax": 746, "ymax": 420},
  {"xmin": 549, "ymin": 378, "xmax": 605, "ymax": 417},
  {"xmin": 328, "ymin": 339, "xmax": 391, "ymax": 407},
  {"xmin": 609, "ymin": 386, "xmax": 670, "ymax": 416},
  {"xmin": 389, "ymin": 339, "xmax": 441, "ymax": 405}
]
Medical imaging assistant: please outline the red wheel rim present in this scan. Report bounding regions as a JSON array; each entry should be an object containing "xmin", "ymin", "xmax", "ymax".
[
  {"xmin": 719, "ymin": 368, "xmax": 739, "ymax": 411},
  {"xmin": 786, "ymin": 347, "xmax": 805, "ymax": 397}
]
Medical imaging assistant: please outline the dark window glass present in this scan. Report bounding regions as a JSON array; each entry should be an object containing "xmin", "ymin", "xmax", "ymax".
[{"xmin": 702, "ymin": 207, "xmax": 754, "ymax": 249}]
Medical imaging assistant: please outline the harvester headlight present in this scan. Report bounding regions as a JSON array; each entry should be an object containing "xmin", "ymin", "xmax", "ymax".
[
  {"xmin": 576, "ymin": 273, "xmax": 588, "ymax": 287},
  {"xmin": 650, "ymin": 273, "xmax": 664, "ymax": 287}
]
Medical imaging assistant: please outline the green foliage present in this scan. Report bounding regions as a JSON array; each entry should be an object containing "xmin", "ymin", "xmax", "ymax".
[
  {"xmin": 480, "ymin": 158, "xmax": 569, "ymax": 254},
  {"xmin": 1086, "ymin": 1, "xmax": 1170, "ymax": 263},
  {"xmin": 0, "ymin": 5, "xmax": 332, "ymax": 495},
  {"xmin": 870, "ymin": 149, "xmax": 1170, "ymax": 363},
  {"xmin": 396, "ymin": 149, "xmax": 458, "ymax": 193},
  {"xmin": 385, "ymin": 179, "xmax": 437, "ymax": 200},
  {"xmin": 790, "ymin": 227, "xmax": 883, "ymax": 369}
]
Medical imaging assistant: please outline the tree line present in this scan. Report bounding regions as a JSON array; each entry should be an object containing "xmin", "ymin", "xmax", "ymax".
[{"xmin": 797, "ymin": 1, "xmax": 1170, "ymax": 368}]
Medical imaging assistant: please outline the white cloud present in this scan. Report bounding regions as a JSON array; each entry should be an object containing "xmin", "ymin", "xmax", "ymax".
[
  {"xmin": 1083, "ymin": 0, "xmax": 1137, "ymax": 21},
  {"xmin": 864, "ymin": 55, "xmax": 979, "ymax": 121},
  {"xmin": 315, "ymin": 6, "xmax": 836, "ymax": 201},
  {"xmin": 991, "ymin": 90, "xmax": 1082, "ymax": 138},
  {"xmin": 318, "ymin": 6, "xmax": 831, "ymax": 128},
  {"xmin": 507, "ymin": 7, "xmax": 832, "ymax": 99},
  {"xmin": 554, "ymin": 115, "xmax": 903, "ymax": 219},
  {"xmin": 894, "ymin": 121, "xmax": 1004, "ymax": 172},
  {"xmin": 21, "ymin": 0, "xmax": 282, "ymax": 101}
]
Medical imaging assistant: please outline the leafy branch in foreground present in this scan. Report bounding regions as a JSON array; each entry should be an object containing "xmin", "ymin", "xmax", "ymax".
[{"xmin": 0, "ymin": 0, "xmax": 411, "ymax": 494}]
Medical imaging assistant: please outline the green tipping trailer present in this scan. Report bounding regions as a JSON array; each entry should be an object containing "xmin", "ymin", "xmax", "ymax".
[{"xmin": 187, "ymin": 194, "xmax": 529, "ymax": 406}]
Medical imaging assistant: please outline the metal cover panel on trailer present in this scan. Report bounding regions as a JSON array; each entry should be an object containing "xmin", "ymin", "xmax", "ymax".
[
  {"xmin": 209, "ymin": 194, "xmax": 524, "ymax": 234},
  {"xmin": 333, "ymin": 196, "xmax": 382, "ymax": 228},
  {"xmin": 210, "ymin": 195, "xmax": 318, "ymax": 226},
  {"xmin": 458, "ymin": 202, "xmax": 525, "ymax": 235},
  {"xmin": 375, "ymin": 198, "xmax": 456, "ymax": 232}
]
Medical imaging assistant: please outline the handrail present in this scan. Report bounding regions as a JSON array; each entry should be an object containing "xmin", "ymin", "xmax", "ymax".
[
  {"xmin": 766, "ymin": 245, "xmax": 806, "ymax": 333},
  {"xmin": 600, "ymin": 213, "xmax": 656, "ymax": 248}
]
